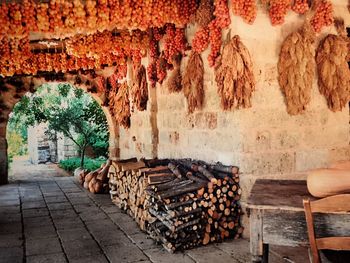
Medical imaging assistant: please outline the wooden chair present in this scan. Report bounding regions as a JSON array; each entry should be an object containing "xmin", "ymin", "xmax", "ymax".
[{"xmin": 303, "ymin": 194, "xmax": 350, "ymax": 263}]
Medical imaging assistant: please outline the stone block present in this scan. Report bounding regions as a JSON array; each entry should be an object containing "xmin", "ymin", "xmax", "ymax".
[
  {"xmin": 144, "ymin": 247, "xmax": 194, "ymax": 263},
  {"xmin": 25, "ymin": 225, "xmax": 57, "ymax": 240},
  {"xmin": 0, "ymin": 247, "xmax": 23, "ymax": 263},
  {"xmin": 69, "ymin": 254, "xmax": 108, "ymax": 263},
  {"xmin": 104, "ymin": 243, "xmax": 148, "ymax": 263},
  {"xmin": 62, "ymin": 239, "xmax": 101, "ymax": 259},
  {"xmin": 26, "ymin": 237, "xmax": 62, "ymax": 256},
  {"xmin": 27, "ymin": 253, "xmax": 67, "ymax": 263},
  {"xmin": 0, "ymin": 234, "xmax": 23, "ymax": 248},
  {"xmin": 239, "ymin": 152, "xmax": 295, "ymax": 175},
  {"xmin": 328, "ymin": 146, "xmax": 350, "ymax": 164},
  {"xmin": 295, "ymin": 149, "xmax": 329, "ymax": 172},
  {"xmin": 273, "ymin": 129, "xmax": 300, "ymax": 150},
  {"xmin": 195, "ymin": 112, "xmax": 218, "ymax": 130},
  {"xmin": 243, "ymin": 130, "xmax": 272, "ymax": 153},
  {"xmin": 185, "ymin": 245, "xmax": 233, "ymax": 263}
]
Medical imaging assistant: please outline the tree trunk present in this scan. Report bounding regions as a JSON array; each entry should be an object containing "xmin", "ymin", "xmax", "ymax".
[{"xmin": 80, "ymin": 146, "xmax": 86, "ymax": 168}]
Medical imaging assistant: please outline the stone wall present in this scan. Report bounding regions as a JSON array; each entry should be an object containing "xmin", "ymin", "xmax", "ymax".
[
  {"xmin": 57, "ymin": 132, "xmax": 79, "ymax": 162},
  {"xmin": 117, "ymin": 1, "xmax": 350, "ymax": 234}
]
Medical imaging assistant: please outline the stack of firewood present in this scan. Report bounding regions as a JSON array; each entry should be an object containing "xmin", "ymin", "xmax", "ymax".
[
  {"xmin": 77, "ymin": 160, "xmax": 111, "ymax": 194},
  {"xmin": 108, "ymin": 158, "xmax": 160, "ymax": 230},
  {"xmin": 108, "ymin": 158, "xmax": 243, "ymax": 251}
]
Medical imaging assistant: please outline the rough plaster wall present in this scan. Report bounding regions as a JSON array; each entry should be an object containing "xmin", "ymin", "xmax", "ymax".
[
  {"xmin": 27, "ymin": 126, "xmax": 39, "ymax": 164},
  {"xmin": 118, "ymin": 59, "xmax": 159, "ymax": 160},
  {"xmin": 117, "ymin": 2, "xmax": 350, "ymax": 235}
]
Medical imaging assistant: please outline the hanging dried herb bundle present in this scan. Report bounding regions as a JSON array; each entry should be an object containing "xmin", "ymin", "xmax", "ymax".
[
  {"xmin": 167, "ymin": 54, "xmax": 182, "ymax": 93},
  {"xmin": 182, "ymin": 51, "xmax": 204, "ymax": 113},
  {"xmin": 109, "ymin": 81, "xmax": 131, "ymax": 128},
  {"xmin": 316, "ymin": 21, "xmax": 350, "ymax": 112},
  {"xmin": 194, "ymin": 0, "xmax": 214, "ymax": 28},
  {"xmin": 278, "ymin": 25, "xmax": 316, "ymax": 115},
  {"xmin": 131, "ymin": 64, "xmax": 148, "ymax": 111},
  {"xmin": 215, "ymin": 35, "xmax": 255, "ymax": 110}
]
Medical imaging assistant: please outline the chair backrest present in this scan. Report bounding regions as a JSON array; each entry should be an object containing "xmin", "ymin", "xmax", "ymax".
[{"xmin": 303, "ymin": 194, "xmax": 350, "ymax": 263}]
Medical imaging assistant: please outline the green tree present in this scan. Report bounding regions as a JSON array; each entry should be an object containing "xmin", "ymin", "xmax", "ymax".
[{"xmin": 9, "ymin": 83, "xmax": 109, "ymax": 168}]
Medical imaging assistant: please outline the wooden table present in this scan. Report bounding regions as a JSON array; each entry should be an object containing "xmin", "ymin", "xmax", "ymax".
[{"xmin": 247, "ymin": 179, "xmax": 350, "ymax": 262}]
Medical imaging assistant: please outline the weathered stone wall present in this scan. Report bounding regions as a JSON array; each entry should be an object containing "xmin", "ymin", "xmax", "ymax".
[
  {"xmin": 117, "ymin": 1, "xmax": 350, "ymax": 233},
  {"xmin": 57, "ymin": 132, "xmax": 79, "ymax": 162},
  {"xmin": 118, "ymin": 60, "xmax": 159, "ymax": 160}
]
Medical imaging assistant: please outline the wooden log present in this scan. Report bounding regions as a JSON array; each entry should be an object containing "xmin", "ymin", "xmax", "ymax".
[
  {"xmin": 116, "ymin": 157, "xmax": 138, "ymax": 163},
  {"xmin": 149, "ymin": 178, "xmax": 181, "ymax": 192},
  {"xmin": 186, "ymin": 172, "xmax": 208, "ymax": 184},
  {"xmin": 158, "ymin": 182, "xmax": 207, "ymax": 199},
  {"xmin": 140, "ymin": 166, "xmax": 171, "ymax": 176},
  {"xmin": 142, "ymin": 158, "xmax": 171, "ymax": 167},
  {"xmin": 209, "ymin": 163, "xmax": 239, "ymax": 175},
  {"xmin": 168, "ymin": 163, "xmax": 183, "ymax": 178},
  {"xmin": 166, "ymin": 208, "xmax": 202, "ymax": 219},
  {"xmin": 197, "ymin": 165, "xmax": 217, "ymax": 184},
  {"xmin": 165, "ymin": 199, "xmax": 197, "ymax": 210},
  {"xmin": 148, "ymin": 173, "xmax": 176, "ymax": 185},
  {"xmin": 121, "ymin": 161, "xmax": 145, "ymax": 171}
]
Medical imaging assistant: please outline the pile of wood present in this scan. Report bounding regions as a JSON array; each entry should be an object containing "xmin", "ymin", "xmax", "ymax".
[
  {"xmin": 108, "ymin": 158, "xmax": 159, "ymax": 230},
  {"xmin": 108, "ymin": 158, "xmax": 243, "ymax": 252},
  {"xmin": 77, "ymin": 160, "xmax": 111, "ymax": 194}
]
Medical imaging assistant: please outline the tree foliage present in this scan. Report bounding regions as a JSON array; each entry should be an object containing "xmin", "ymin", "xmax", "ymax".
[{"xmin": 8, "ymin": 83, "xmax": 109, "ymax": 168}]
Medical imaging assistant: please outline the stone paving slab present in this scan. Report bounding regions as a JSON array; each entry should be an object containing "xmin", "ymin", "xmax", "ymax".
[
  {"xmin": 23, "ymin": 207, "xmax": 50, "ymax": 218},
  {"xmin": 57, "ymin": 228, "xmax": 92, "ymax": 242},
  {"xmin": 62, "ymin": 239, "xmax": 102, "ymax": 259},
  {"xmin": 0, "ymin": 233, "xmax": 23, "ymax": 248},
  {"xmin": 0, "ymin": 222, "xmax": 22, "ymax": 235},
  {"xmin": 25, "ymin": 225, "xmax": 57, "ymax": 240},
  {"xmin": 26, "ymin": 237, "xmax": 63, "ymax": 256},
  {"xmin": 0, "ymin": 205, "xmax": 21, "ymax": 214},
  {"xmin": 23, "ymin": 216, "xmax": 52, "ymax": 228},
  {"xmin": 144, "ymin": 248, "xmax": 195, "ymax": 263},
  {"xmin": 0, "ymin": 212, "xmax": 22, "ymax": 223},
  {"xmin": 50, "ymin": 208, "xmax": 77, "ymax": 219},
  {"xmin": 129, "ymin": 233, "xmax": 159, "ymax": 251},
  {"xmin": 69, "ymin": 253, "xmax": 109, "ymax": 263},
  {"xmin": 26, "ymin": 253, "xmax": 67, "ymax": 263},
  {"xmin": 104, "ymin": 243, "xmax": 149, "ymax": 263},
  {"xmin": 0, "ymin": 246, "xmax": 23, "ymax": 263},
  {"xmin": 45, "ymin": 196, "xmax": 68, "ymax": 203},
  {"xmin": 0, "ymin": 198, "xmax": 20, "ymax": 206}
]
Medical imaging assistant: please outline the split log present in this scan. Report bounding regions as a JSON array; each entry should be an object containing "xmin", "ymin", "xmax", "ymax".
[{"xmin": 148, "ymin": 173, "xmax": 176, "ymax": 185}]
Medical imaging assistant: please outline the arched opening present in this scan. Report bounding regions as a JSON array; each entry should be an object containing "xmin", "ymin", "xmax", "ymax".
[{"xmin": 0, "ymin": 75, "xmax": 119, "ymax": 185}]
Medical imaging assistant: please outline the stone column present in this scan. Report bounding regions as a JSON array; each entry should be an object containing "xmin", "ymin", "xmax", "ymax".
[{"xmin": 0, "ymin": 124, "xmax": 8, "ymax": 185}]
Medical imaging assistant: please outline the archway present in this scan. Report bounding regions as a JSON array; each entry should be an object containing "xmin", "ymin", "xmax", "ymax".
[{"xmin": 0, "ymin": 71, "xmax": 120, "ymax": 185}]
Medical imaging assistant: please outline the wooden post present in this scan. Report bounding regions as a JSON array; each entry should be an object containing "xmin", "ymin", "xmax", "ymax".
[{"xmin": 250, "ymin": 209, "xmax": 264, "ymax": 263}]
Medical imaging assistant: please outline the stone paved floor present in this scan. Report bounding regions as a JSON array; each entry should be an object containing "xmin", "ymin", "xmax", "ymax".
[{"xmin": 0, "ymin": 158, "xmax": 310, "ymax": 263}]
